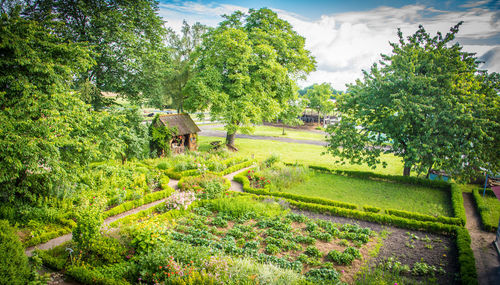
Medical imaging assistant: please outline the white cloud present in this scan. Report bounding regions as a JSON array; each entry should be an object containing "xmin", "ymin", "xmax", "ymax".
[{"xmin": 158, "ymin": 2, "xmax": 500, "ymax": 90}]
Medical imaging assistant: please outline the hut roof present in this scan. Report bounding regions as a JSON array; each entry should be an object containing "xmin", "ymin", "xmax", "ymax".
[{"xmin": 158, "ymin": 114, "xmax": 201, "ymax": 135}]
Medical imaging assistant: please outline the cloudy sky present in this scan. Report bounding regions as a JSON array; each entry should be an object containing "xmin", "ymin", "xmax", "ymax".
[{"xmin": 158, "ymin": 0, "xmax": 500, "ymax": 90}]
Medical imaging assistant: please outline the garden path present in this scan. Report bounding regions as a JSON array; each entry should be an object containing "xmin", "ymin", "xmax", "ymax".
[
  {"xmin": 462, "ymin": 192, "xmax": 500, "ymax": 285},
  {"xmin": 25, "ymin": 167, "xmax": 249, "ymax": 256}
]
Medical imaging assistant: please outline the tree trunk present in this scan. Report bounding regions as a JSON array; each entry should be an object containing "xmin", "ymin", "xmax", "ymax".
[
  {"xmin": 425, "ymin": 164, "xmax": 434, "ymax": 179},
  {"xmin": 403, "ymin": 166, "xmax": 411, "ymax": 176},
  {"xmin": 226, "ymin": 132, "xmax": 236, "ymax": 147},
  {"xmin": 282, "ymin": 125, "xmax": 286, "ymax": 135},
  {"xmin": 317, "ymin": 109, "xmax": 321, "ymax": 124}
]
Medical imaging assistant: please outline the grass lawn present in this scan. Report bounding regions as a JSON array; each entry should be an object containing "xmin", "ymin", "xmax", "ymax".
[
  {"xmin": 285, "ymin": 172, "xmax": 453, "ymax": 217},
  {"xmin": 213, "ymin": 125, "xmax": 326, "ymax": 141},
  {"xmin": 199, "ymin": 136, "xmax": 404, "ymax": 176},
  {"xmin": 475, "ymin": 190, "xmax": 500, "ymax": 230}
]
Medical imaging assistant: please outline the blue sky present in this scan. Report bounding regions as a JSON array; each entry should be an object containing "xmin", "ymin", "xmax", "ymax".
[{"xmin": 158, "ymin": 0, "xmax": 500, "ymax": 89}]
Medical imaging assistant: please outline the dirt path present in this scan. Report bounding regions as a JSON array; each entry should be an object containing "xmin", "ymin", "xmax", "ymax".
[
  {"xmin": 462, "ymin": 193, "xmax": 500, "ymax": 285},
  {"xmin": 225, "ymin": 166, "xmax": 254, "ymax": 192}
]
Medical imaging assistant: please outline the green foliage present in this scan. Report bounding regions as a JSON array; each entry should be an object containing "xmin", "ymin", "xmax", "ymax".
[
  {"xmin": 178, "ymin": 174, "xmax": 230, "ymax": 199},
  {"xmin": 65, "ymin": 265, "xmax": 130, "ymax": 285},
  {"xmin": 184, "ymin": 8, "xmax": 316, "ymax": 145},
  {"xmin": 304, "ymin": 246, "xmax": 322, "ymax": 258},
  {"xmin": 103, "ymin": 187, "xmax": 174, "ymax": 219},
  {"xmin": 305, "ymin": 83, "xmax": 336, "ymax": 124},
  {"xmin": 0, "ymin": 220, "xmax": 31, "ymax": 284},
  {"xmin": 305, "ymin": 268, "xmax": 341, "ymax": 284},
  {"xmin": 201, "ymin": 196, "xmax": 285, "ymax": 219},
  {"xmin": 149, "ymin": 114, "xmax": 177, "ymax": 157},
  {"xmin": 326, "ymin": 23, "xmax": 500, "ymax": 179},
  {"xmin": 72, "ymin": 204, "xmax": 103, "ymax": 252},
  {"xmin": 386, "ymin": 208, "xmax": 462, "ymax": 226},
  {"xmin": 455, "ymin": 227, "xmax": 478, "ymax": 285},
  {"xmin": 472, "ymin": 188, "xmax": 500, "ymax": 232},
  {"xmin": 363, "ymin": 205, "xmax": 381, "ymax": 213}
]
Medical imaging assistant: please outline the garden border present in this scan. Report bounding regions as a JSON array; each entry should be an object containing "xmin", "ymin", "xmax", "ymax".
[{"xmin": 471, "ymin": 188, "xmax": 498, "ymax": 232}]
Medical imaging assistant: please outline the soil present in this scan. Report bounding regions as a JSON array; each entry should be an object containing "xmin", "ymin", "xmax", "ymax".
[
  {"xmin": 462, "ymin": 193, "xmax": 500, "ymax": 285},
  {"xmin": 294, "ymin": 210, "xmax": 460, "ymax": 284}
]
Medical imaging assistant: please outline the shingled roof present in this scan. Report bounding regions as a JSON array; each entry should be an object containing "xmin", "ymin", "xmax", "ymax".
[{"xmin": 158, "ymin": 114, "xmax": 201, "ymax": 135}]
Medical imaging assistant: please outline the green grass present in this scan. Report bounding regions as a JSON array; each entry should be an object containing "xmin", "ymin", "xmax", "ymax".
[
  {"xmin": 213, "ymin": 125, "xmax": 326, "ymax": 141},
  {"xmin": 199, "ymin": 136, "xmax": 404, "ymax": 176},
  {"xmin": 475, "ymin": 190, "xmax": 500, "ymax": 230},
  {"xmin": 283, "ymin": 172, "xmax": 453, "ymax": 217}
]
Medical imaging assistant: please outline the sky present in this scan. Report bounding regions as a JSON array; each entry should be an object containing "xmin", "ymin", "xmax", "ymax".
[{"xmin": 158, "ymin": 0, "xmax": 500, "ymax": 90}]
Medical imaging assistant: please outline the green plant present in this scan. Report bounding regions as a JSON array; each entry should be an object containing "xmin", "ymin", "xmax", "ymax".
[
  {"xmin": 72, "ymin": 204, "xmax": 103, "ymax": 252},
  {"xmin": 0, "ymin": 220, "xmax": 31, "ymax": 284},
  {"xmin": 305, "ymin": 268, "xmax": 341, "ymax": 284},
  {"xmin": 266, "ymin": 243, "xmax": 281, "ymax": 255},
  {"xmin": 363, "ymin": 205, "xmax": 381, "ymax": 213},
  {"xmin": 305, "ymin": 246, "xmax": 322, "ymax": 258},
  {"xmin": 472, "ymin": 188, "xmax": 500, "ymax": 232}
]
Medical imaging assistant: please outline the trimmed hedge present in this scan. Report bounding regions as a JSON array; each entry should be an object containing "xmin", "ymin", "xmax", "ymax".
[
  {"xmin": 0, "ymin": 220, "xmax": 31, "ymax": 283},
  {"xmin": 363, "ymin": 205, "xmax": 381, "ymax": 213},
  {"xmin": 23, "ymin": 228, "xmax": 71, "ymax": 248},
  {"xmin": 472, "ymin": 189, "xmax": 498, "ymax": 232},
  {"xmin": 103, "ymin": 186, "xmax": 175, "ymax": 219},
  {"xmin": 455, "ymin": 227, "xmax": 478, "ymax": 285},
  {"xmin": 66, "ymin": 265, "xmax": 130, "ymax": 285},
  {"xmin": 450, "ymin": 184, "xmax": 467, "ymax": 226},
  {"xmin": 233, "ymin": 171, "xmax": 357, "ymax": 210},
  {"xmin": 385, "ymin": 209, "xmax": 462, "ymax": 226}
]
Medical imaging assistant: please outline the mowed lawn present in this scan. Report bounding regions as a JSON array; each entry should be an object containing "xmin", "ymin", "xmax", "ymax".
[
  {"xmin": 198, "ymin": 136, "xmax": 405, "ymax": 175},
  {"xmin": 213, "ymin": 125, "xmax": 326, "ymax": 141},
  {"xmin": 479, "ymin": 193, "xmax": 500, "ymax": 228},
  {"xmin": 284, "ymin": 172, "xmax": 453, "ymax": 217}
]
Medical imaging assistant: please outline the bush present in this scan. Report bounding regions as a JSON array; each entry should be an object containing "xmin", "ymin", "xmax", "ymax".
[
  {"xmin": 363, "ymin": 205, "xmax": 381, "ymax": 213},
  {"xmin": 0, "ymin": 220, "xmax": 30, "ymax": 284},
  {"xmin": 455, "ymin": 227, "xmax": 478, "ymax": 285},
  {"xmin": 305, "ymin": 268, "xmax": 341, "ymax": 284},
  {"xmin": 472, "ymin": 189, "xmax": 499, "ymax": 232},
  {"xmin": 385, "ymin": 208, "xmax": 462, "ymax": 226},
  {"xmin": 178, "ymin": 174, "xmax": 230, "ymax": 199}
]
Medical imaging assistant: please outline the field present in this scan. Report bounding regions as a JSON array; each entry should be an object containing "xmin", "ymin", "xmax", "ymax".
[
  {"xmin": 284, "ymin": 172, "xmax": 453, "ymax": 217},
  {"xmin": 198, "ymin": 136, "xmax": 405, "ymax": 176},
  {"xmin": 213, "ymin": 125, "xmax": 326, "ymax": 141}
]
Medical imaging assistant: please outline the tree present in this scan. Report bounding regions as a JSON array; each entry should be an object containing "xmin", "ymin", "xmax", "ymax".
[
  {"xmin": 0, "ymin": 9, "xmax": 95, "ymax": 201},
  {"xmin": 325, "ymin": 23, "xmax": 500, "ymax": 179},
  {"xmin": 162, "ymin": 20, "xmax": 208, "ymax": 112},
  {"xmin": 184, "ymin": 8, "xmax": 316, "ymax": 147},
  {"xmin": 305, "ymin": 83, "xmax": 335, "ymax": 124},
  {"xmin": 23, "ymin": 0, "xmax": 168, "ymax": 108},
  {"xmin": 279, "ymin": 96, "xmax": 305, "ymax": 135}
]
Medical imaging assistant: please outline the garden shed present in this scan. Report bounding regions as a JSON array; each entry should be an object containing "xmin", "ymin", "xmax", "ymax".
[{"xmin": 157, "ymin": 114, "xmax": 201, "ymax": 154}]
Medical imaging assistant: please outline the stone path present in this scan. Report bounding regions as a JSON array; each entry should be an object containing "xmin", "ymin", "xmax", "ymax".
[
  {"xmin": 25, "ymin": 167, "xmax": 251, "ymax": 256},
  {"xmin": 462, "ymin": 193, "xmax": 500, "ymax": 285}
]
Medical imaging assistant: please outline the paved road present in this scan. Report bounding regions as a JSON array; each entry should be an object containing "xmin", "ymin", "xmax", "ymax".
[{"xmin": 199, "ymin": 125, "xmax": 328, "ymax": 146}]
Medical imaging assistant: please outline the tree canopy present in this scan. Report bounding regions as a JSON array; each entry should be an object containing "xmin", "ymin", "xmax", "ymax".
[
  {"xmin": 184, "ymin": 8, "xmax": 316, "ymax": 146},
  {"xmin": 22, "ymin": 0, "xmax": 169, "ymax": 108},
  {"xmin": 305, "ymin": 83, "xmax": 336, "ymax": 124},
  {"xmin": 325, "ymin": 23, "xmax": 500, "ymax": 179}
]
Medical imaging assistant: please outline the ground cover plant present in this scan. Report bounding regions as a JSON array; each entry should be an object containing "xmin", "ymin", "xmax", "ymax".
[
  {"xmin": 213, "ymin": 125, "xmax": 326, "ymax": 141},
  {"xmin": 472, "ymin": 189, "xmax": 500, "ymax": 232}
]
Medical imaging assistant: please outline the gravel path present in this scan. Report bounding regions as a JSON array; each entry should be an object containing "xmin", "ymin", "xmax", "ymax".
[{"xmin": 462, "ymin": 192, "xmax": 500, "ymax": 285}]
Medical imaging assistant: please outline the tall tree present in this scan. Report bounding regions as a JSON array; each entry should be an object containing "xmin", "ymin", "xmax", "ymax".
[
  {"xmin": 305, "ymin": 83, "xmax": 335, "ymax": 124},
  {"xmin": 0, "ymin": 9, "xmax": 95, "ymax": 201},
  {"xmin": 184, "ymin": 8, "xmax": 316, "ymax": 147},
  {"xmin": 160, "ymin": 20, "xmax": 208, "ymax": 112},
  {"xmin": 279, "ymin": 96, "xmax": 305, "ymax": 135},
  {"xmin": 23, "ymin": 0, "xmax": 168, "ymax": 108},
  {"xmin": 325, "ymin": 23, "xmax": 500, "ymax": 179}
]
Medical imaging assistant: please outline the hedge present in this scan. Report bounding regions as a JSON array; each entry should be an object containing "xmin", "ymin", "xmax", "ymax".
[
  {"xmin": 233, "ymin": 170, "xmax": 357, "ymax": 210},
  {"xmin": 363, "ymin": 205, "xmax": 381, "ymax": 213},
  {"xmin": 177, "ymin": 176, "xmax": 232, "ymax": 192},
  {"xmin": 35, "ymin": 249, "xmax": 66, "ymax": 271},
  {"xmin": 23, "ymin": 228, "xmax": 71, "ymax": 248},
  {"xmin": 103, "ymin": 186, "xmax": 175, "ymax": 219},
  {"xmin": 455, "ymin": 227, "xmax": 478, "ymax": 285},
  {"xmin": 472, "ymin": 189, "xmax": 498, "ymax": 232},
  {"xmin": 385, "ymin": 209, "xmax": 462, "ymax": 226},
  {"xmin": 450, "ymin": 184, "xmax": 467, "ymax": 226},
  {"xmin": 66, "ymin": 265, "xmax": 131, "ymax": 285}
]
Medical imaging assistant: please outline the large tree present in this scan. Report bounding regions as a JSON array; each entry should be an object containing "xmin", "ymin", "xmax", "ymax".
[
  {"xmin": 160, "ymin": 20, "xmax": 208, "ymax": 112},
  {"xmin": 184, "ymin": 8, "xmax": 316, "ymax": 147},
  {"xmin": 305, "ymin": 83, "xmax": 335, "ymax": 124},
  {"xmin": 325, "ymin": 23, "xmax": 500, "ymax": 179},
  {"xmin": 22, "ymin": 0, "xmax": 168, "ymax": 108}
]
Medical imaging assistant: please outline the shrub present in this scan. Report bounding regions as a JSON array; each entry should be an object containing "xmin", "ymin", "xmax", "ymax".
[
  {"xmin": 73, "ymin": 205, "xmax": 103, "ymax": 252},
  {"xmin": 0, "ymin": 220, "xmax": 31, "ymax": 284},
  {"xmin": 385, "ymin": 208, "xmax": 462, "ymax": 226},
  {"xmin": 305, "ymin": 246, "xmax": 322, "ymax": 258},
  {"xmin": 164, "ymin": 192, "xmax": 197, "ymax": 211},
  {"xmin": 178, "ymin": 173, "xmax": 230, "ymax": 199},
  {"xmin": 305, "ymin": 268, "xmax": 341, "ymax": 284},
  {"xmin": 363, "ymin": 205, "xmax": 381, "ymax": 213},
  {"xmin": 472, "ymin": 189, "xmax": 499, "ymax": 232}
]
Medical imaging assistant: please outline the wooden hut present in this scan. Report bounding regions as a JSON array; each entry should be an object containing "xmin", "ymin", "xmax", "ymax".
[{"xmin": 157, "ymin": 114, "xmax": 201, "ymax": 154}]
